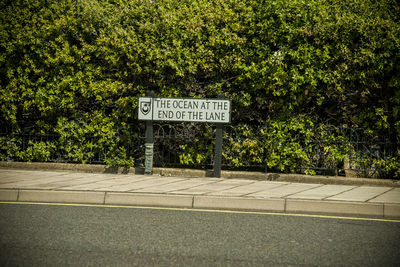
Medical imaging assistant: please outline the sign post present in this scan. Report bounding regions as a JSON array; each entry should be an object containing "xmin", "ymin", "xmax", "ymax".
[
  {"xmin": 213, "ymin": 94, "xmax": 225, "ymax": 178},
  {"xmin": 138, "ymin": 95, "xmax": 231, "ymax": 177},
  {"xmin": 144, "ymin": 92, "xmax": 154, "ymax": 175}
]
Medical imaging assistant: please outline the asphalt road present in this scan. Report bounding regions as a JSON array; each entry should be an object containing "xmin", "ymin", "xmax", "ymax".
[{"xmin": 1, "ymin": 203, "xmax": 399, "ymax": 266}]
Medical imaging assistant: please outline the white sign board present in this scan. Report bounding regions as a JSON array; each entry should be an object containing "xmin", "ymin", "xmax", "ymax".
[{"xmin": 138, "ymin": 97, "xmax": 231, "ymax": 123}]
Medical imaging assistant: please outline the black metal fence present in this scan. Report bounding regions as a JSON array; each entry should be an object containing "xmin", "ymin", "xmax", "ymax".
[{"xmin": 1, "ymin": 121, "xmax": 399, "ymax": 179}]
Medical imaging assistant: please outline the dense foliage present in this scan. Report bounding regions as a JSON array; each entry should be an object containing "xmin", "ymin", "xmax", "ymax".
[{"xmin": 1, "ymin": 0, "xmax": 399, "ymax": 177}]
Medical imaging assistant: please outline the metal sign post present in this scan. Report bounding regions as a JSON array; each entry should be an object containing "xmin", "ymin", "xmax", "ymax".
[
  {"xmin": 213, "ymin": 94, "xmax": 225, "ymax": 178},
  {"xmin": 144, "ymin": 120, "xmax": 153, "ymax": 175},
  {"xmin": 138, "ymin": 95, "xmax": 231, "ymax": 178},
  {"xmin": 213, "ymin": 123, "xmax": 223, "ymax": 178},
  {"xmin": 143, "ymin": 92, "xmax": 154, "ymax": 175}
]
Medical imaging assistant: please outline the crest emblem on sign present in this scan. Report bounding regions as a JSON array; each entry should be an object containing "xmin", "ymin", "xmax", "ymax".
[{"xmin": 140, "ymin": 101, "xmax": 151, "ymax": 115}]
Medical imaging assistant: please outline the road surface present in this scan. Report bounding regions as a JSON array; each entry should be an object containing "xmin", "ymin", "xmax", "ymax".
[{"xmin": 1, "ymin": 203, "xmax": 399, "ymax": 266}]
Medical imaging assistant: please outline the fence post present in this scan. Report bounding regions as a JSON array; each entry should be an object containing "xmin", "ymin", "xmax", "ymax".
[
  {"xmin": 144, "ymin": 92, "xmax": 154, "ymax": 175},
  {"xmin": 213, "ymin": 94, "xmax": 225, "ymax": 178}
]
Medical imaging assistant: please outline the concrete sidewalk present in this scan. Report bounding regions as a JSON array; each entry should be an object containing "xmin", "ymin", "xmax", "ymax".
[{"xmin": 1, "ymin": 169, "xmax": 399, "ymax": 218}]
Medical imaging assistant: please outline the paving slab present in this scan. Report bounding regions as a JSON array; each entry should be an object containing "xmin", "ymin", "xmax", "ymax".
[
  {"xmin": 0, "ymin": 170, "xmax": 45, "ymax": 179},
  {"xmin": 0, "ymin": 175, "xmax": 106, "ymax": 188},
  {"xmin": 56, "ymin": 172, "xmax": 100, "ymax": 178},
  {"xmin": 286, "ymin": 185, "xmax": 357, "ymax": 200},
  {"xmin": 87, "ymin": 178, "xmax": 139, "ymax": 187},
  {"xmin": 0, "ymin": 180, "xmax": 55, "ymax": 189},
  {"xmin": 207, "ymin": 181, "xmax": 288, "ymax": 197},
  {"xmin": 18, "ymin": 181, "xmax": 80, "ymax": 190},
  {"xmin": 170, "ymin": 179, "xmax": 253, "ymax": 195},
  {"xmin": 0, "ymin": 170, "xmax": 67, "ymax": 179},
  {"xmin": 57, "ymin": 176, "xmax": 118, "ymax": 187},
  {"xmin": 326, "ymin": 186, "xmax": 392, "ymax": 202},
  {"xmin": 96, "ymin": 177, "xmax": 184, "ymax": 192},
  {"xmin": 56, "ymin": 184, "xmax": 114, "ymax": 191},
  {"xmin": 132, "ymin": 178, "xmax": 217, "ymax": 193},
  {"xmin": 0, "ymin": 177, "xmax": 36, "ymax": 184},
  {"xmin": 64, "ymin": 175, "xmax": 112, "ymax": 181},
  {"xmin": 58, "ymin": 176, "xmax": 148, "ymax": 190},
  {"xmin": 11, "ymin": 175, "xmax": 126, "ymax": 190},
  {"xmin": 0, "ymin": 170, "xmax": 49, "ymax": 181},
  {"xmin": 0, "ymin": 175, "xmax": 94, "ymax": 189},
  {"xmin": 0, "ymin": 176, "xmax": 43, "ymax": 184},
  {"xmin": 368, "ymin": 188, "xmax": 400, "ymax": 204},
  {"xmin": 247, "ymin": 183, "xmax": 322, "ymax": 198}
]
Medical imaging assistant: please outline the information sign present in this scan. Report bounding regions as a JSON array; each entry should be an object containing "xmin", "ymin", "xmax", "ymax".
[{"xmin": 138, "ymin": 97, "xmax": 231, "ymax": 123}]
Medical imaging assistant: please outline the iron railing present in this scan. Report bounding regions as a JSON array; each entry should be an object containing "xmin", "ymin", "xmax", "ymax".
[{"xmin": 1, "ymin": 121, "xmax": 399, "ymax": 179}]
